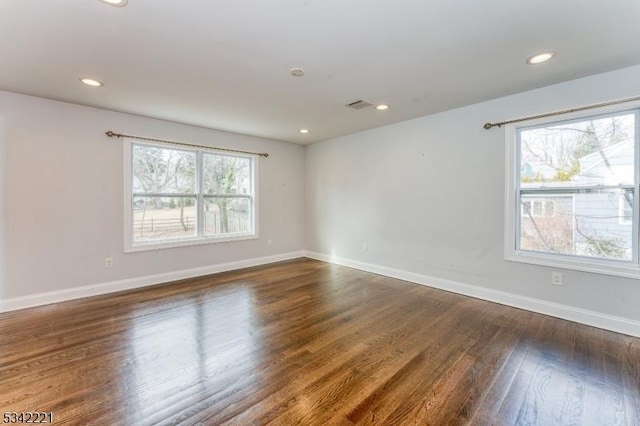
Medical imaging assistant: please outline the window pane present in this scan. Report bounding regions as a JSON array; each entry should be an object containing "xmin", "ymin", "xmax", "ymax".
[
  {"xmin": 519, "ymin": 113, "xmax": 635, "ymax": 187},
  {"xmin": 133, "ymin": 196, "xmax": 197, "ymax": 242},
  {"xmin": 203, "ymin": 154, "xmax": 251, "ymax": 195},
  {"xmin": 203, "ymin": 197, "xmax": 251, "ymax": 236},
  {"xmin": 519, "ymin": 190, "xmax": 633, "ymax": 261},
  {"xmin": 133, "ymin": 144, "xmax": 196, "ymax": 194}
]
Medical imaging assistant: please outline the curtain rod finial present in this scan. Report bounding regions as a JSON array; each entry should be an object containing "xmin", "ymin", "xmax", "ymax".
[
  {"xmin": 106, "ymin": 131, "xmax": 116, "ymax": 137},
  {"xmin": 483, "ymin": 123, "xmax": 493, "ymax": 130}
]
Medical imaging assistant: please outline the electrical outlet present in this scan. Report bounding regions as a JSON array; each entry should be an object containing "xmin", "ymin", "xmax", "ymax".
[
  {"xmin": 267, "ymin": 239, "xmax": 273, "ymax": 247},
  {"xmin": 362, "ymin": 243, "xmax": 369, "ymax": 252},
  {"xmin": 105, "ymin": 257, "xmax": 114, "ymax": 268},
  {"xmin": 551, "ymin": 272, "xmax": 562, "ymax": 286}
]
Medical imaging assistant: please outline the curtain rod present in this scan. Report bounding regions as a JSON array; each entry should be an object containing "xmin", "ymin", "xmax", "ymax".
[
  {"xmin": 105, "ymin": 131, "xmax": 269, "ymax": 157},
  {"xmin": 483, "ymin": 95, "xmax": 640, "ymax": 130}
]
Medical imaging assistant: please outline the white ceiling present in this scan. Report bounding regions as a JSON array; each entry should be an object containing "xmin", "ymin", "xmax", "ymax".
[{"xmin": 1, "ymin": 1, "xmax": 640, "ymax": 145}]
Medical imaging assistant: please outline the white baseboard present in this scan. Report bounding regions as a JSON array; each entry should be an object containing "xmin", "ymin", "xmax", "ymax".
[
  {"xmin": 6, "ymin": 250, "xmax": 639, "ymax": 338},
  {"xmin": 304, "ymin": 251, "xmax": 640, "ymax": 338},
  {"xmin": 0, "ymin": 251, "xmax": 305, "ymax": 313}
]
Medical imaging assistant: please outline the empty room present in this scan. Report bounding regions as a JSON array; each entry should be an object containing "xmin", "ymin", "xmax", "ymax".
[{"xmin": 1, "ymin": 0, "xmax": 640, "ymax": 424}]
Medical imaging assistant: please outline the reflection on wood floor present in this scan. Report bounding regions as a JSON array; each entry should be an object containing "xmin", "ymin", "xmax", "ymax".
[{"xmin": 1, "ymin": 258, "xmax": 639, "ymax": 425}]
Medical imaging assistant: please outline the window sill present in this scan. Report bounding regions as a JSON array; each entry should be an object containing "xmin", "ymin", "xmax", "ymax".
[
  {"xmin": 125, "ymin": 233, "xmax": 259, "ymax": 253},
  {"xmin": 505, "ymin": 250, "xmax": 640, "ymax": 280}
]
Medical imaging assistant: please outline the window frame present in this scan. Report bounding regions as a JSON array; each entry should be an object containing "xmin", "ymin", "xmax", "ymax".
[
  {"xmin": 124, "ymin": 138, "xmax": 259, "ymax": 252},
  {"xmin": 504, "ymin": 101, "xmax": 640, "ymax": 279}
]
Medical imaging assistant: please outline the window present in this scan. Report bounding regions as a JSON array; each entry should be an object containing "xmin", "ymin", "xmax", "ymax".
[
  {"xmin": 521, "ymin": 200, "xmax": 556, "ymax": 218},
  {"xmin": 124, "ymin": 139, "xmax": 257, "ymax": 251},
  {"xmin": 506, "ymin": 105, "xmax": 640, "ymax": 278}
]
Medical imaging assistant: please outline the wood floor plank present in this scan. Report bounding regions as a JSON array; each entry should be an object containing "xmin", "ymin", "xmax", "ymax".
[{"xmin": 1, "ymin": 258, "xmax": 639, "ymax": 425}]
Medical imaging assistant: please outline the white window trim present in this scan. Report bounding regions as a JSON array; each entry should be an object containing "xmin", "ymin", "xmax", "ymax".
[
  {"xmin": 504, "ymin": 100, "xmax": 640, "ymax": 279},
  {"xmin": 123, "ymin": 138, "xmax": 259, "ymax": 253}
]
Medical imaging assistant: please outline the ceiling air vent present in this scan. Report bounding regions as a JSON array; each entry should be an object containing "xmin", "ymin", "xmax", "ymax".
[{"xmin": 346, "ymin": 100, "xmax": 373, "ymax": 110}]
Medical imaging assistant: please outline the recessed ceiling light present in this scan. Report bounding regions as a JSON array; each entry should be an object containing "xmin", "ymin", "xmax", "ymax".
[
  {"xmin": 99, "ymin": 0, "xmax": 128, "ymax": 6},
  {"xmin": 376, "ymin": 104, "xmax": 390, "ymax": 111},
  {"xmin": 299, "ymin": 129, "xmax": 310, "ymax": 134},
  {"xmin": 290, "ymin": 68, "xmax": 305, "ymax": 77},
  {"xmin": 80, "ymin": 78, "xmax": 103, "ymax": 87},
  {"xmin": 526, "ymin": 51, "xmax": 555, "ymax": 65}
]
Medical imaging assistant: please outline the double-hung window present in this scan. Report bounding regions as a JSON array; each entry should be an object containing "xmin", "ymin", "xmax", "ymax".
[
  {"xmin": 124, "ymin": 139, "xmax": 257, "ymax": 251},
  {"xmin": 506, "ymin": 105, "xmax": 640, "ymax": 277}
]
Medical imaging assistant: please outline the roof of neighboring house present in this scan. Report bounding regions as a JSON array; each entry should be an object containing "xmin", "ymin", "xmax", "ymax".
[
  {"xmin": 578, "ymin": 139, "xmax": 634, "ymax": 173},
  {"xmin": 572, "ymin": 139, "xmax": 634, "ymax": 185}
]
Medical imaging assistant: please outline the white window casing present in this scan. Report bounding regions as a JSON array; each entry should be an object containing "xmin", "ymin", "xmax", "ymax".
[{"xmin": 505, "ymin": 101, "xmax": 640, "ymax": 278}]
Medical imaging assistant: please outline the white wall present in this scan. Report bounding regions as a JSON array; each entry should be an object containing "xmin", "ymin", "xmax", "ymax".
[
  {"xmin": 0, "ymin": 91, "xmax": 305, "ymax": 300},
  {"xmin": 4, "ymin": 65, "xmax": 640, "ymax": 331},
  {"xmin": 0, "ymin": 115, "xmax": 6, "ymax": 300},
  {"xmin": 306, "ymin": 65, "xmax": 640, "ymax": 324}
]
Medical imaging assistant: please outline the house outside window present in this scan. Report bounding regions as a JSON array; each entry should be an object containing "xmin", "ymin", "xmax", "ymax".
[
  {"xmin": 521, "ymin": 200, "xmax": 556, "ymax": 218},
  {"xmin": 124, "ymin": 139, "xmax": 257, "ymax": 252},
  {"xmin": 505, "ymin": 105, "xmax": 640, "ymax": 278},
  {"xmin": 619, "ymin": 192, "xmax": 633, "ymax": 225}
]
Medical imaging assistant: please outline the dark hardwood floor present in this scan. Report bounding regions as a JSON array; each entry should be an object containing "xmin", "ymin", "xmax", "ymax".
[{"xmin": 1, "ymin": 258, "xmax": 639, "ymax": 425}]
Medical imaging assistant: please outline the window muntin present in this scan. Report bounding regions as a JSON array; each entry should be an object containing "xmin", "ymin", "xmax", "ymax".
[
  {"xmin": 511, "ymin": 108, "xmax": 639, "ymax": 273},
  {"xmin": 127, "ymin": 141, "xmax": 256, "ymax": 250}
]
